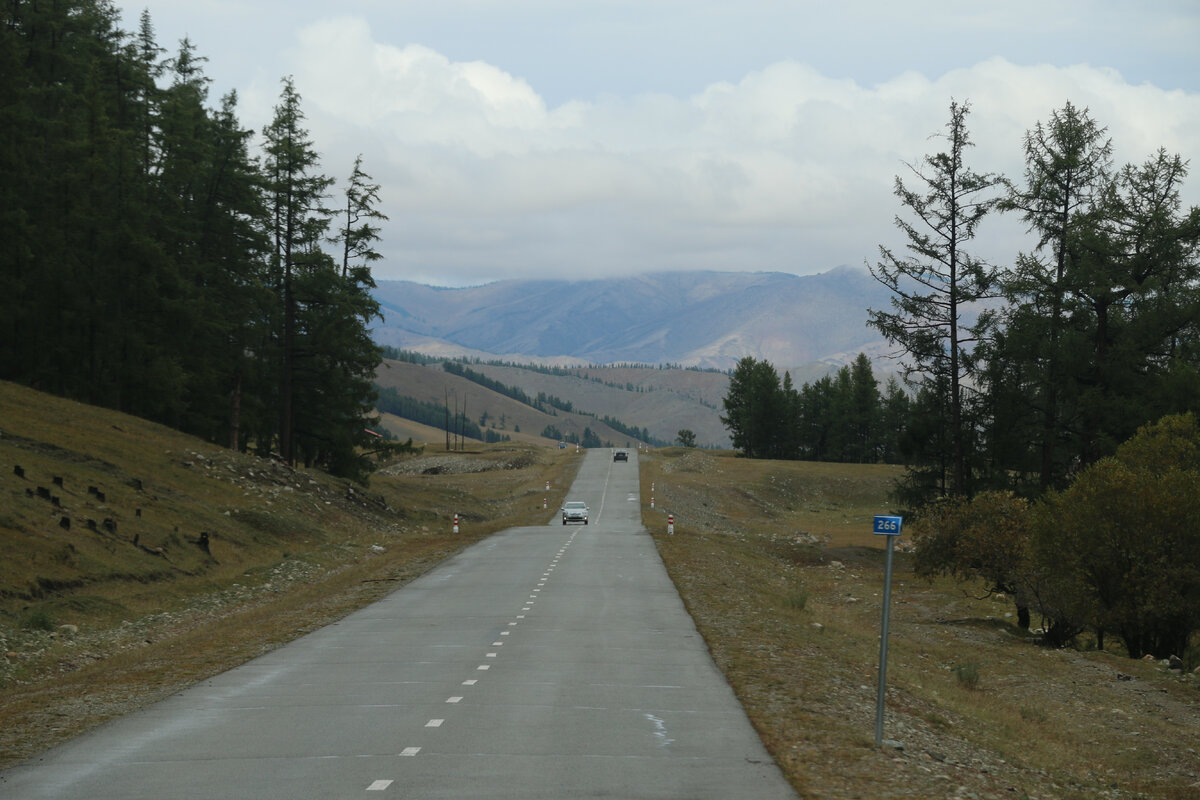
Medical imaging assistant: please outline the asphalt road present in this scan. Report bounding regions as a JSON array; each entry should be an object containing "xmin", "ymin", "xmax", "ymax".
[{"xmin": 0, "ymin": 449, "xmax": 795, "ymax": 799}]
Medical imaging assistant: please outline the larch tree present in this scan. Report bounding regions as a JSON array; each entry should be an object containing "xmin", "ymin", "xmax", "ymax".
[
  {"xmin": 261, "ymin": 76, "xmax": 333, "ymax": 465},
  {"xmin": 336, "ymin": 154, "xmax": 389, "ymax": 280},
  {"xmin": 996, "ymin": 101, "xmax": 1113, "ymax": 489},
  {"xmin": 869, "ymin": 100, "xmax": 1003, "ymax": 498}
]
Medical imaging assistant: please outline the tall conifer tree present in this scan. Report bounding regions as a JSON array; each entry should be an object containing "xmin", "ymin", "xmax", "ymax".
[
  {"xmin": 997, "ymin": 102, "xmax": 1113, "ymax": 489},
  {"xmin": 261, "ymin": 76, "xmax": 333, "ymax": 464},
  {"xmin": 869, "ymin": 100, "xmax": 1001, "ymax": 498}
]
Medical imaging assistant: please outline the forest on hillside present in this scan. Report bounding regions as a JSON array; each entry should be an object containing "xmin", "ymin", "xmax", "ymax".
[{"xmin": 0, "ymin": 1, "xmax": 385, "ymax": 479}]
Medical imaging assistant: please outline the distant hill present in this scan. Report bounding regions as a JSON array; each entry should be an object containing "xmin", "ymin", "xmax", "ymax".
[
  {"xmin": 371, "ymin": 267, "xmax": 892, "ymax": 371},
  {"xmin": 373, "ymin": 359, "xmax": 731, "ymax": 447},
  {"xmin": 374, "ymin": 359, "xmax": 733, "ymax": 449}
]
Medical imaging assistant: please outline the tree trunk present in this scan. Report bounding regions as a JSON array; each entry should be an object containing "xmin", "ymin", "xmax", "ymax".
[
  {"xmin": 228, "ymin": 371, "xmax": 241, "ymax": 451},
  {"xmin": 1017, "ymin": 605, "xmax": 1030, "ymax": 631}
]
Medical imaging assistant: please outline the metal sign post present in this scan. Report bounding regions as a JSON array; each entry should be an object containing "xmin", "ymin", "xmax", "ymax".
[{"xmin": 873, "ymin": 514, "xmax": 903, "ymax": 748}]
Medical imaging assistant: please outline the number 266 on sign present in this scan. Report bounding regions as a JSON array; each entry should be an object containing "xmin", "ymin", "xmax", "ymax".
[{"xmin": 873, "ymin": 515, "xmax": 903, "ymax": 536}]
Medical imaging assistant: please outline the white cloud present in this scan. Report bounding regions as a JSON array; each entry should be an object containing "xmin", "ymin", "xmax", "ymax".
[{"xmin": 228, "ymin": 15, "xmax": 1200, "ymax": 285}]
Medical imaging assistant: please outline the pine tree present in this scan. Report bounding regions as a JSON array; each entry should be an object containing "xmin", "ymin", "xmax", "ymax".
[
  {"xmin": 869, "ymin": 100, "xmax": 1002, "ymax": 497},
  {"xmin": 721, "ymin": 357, "xmax": 785, "ymax": 458},
  {"xmin": 996, "ymin": 102, "xmax": 1113, "ymax": 489},
  {"xmin": 336, "ymin": 155, "xmax": 388, "ymax": 280},
  {"xmin": 261, "ymin": 76, "xmax": 333, "ymax": 464}
]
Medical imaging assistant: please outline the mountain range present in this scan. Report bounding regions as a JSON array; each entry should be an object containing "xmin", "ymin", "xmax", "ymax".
[{"xmin": 370, "ymin": 267, "xmax": 893, "ymax": 371}]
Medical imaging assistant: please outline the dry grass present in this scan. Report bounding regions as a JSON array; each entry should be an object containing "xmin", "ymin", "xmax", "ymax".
[
  {"xmin": 4, "ymin": 385, "xmax": 1199, "ymax": 798},
  {"xmin": 0, "ymin": 381, "xmax": 579, "ymax": 768},
  {"xmin": 642, "ymin": 447, "xmax": 1200, "ymax": 799}
]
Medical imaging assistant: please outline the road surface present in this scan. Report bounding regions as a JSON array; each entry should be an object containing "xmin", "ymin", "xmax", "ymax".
[{"xmin": 0, "ymin": 449, "xmax": 795, "ymax": 798}]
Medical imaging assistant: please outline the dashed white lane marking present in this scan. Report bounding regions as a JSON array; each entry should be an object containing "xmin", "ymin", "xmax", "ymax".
[{"xmin": 366, "ymin": 531, "xmax": 583, "ymax": 790}]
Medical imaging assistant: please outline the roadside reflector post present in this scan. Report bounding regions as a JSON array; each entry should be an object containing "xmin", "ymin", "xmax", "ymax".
[
  {"xmin": 668, "ymin": 514, "xmax": 674, "ymax": 535},
  {"xmin": 543, "ymin": 497, "xmax": 547, "ymax": 509},
  {"xmin": 546, "ymin": 481, "xmax": 550, "ymax": 491},
  {"xmin": 873, "ymin": 514, "xmax": 903, "ymax": 748},
  {"xmin": 453, "ymin": 513, "xmax": 460, "ymax": 534}
]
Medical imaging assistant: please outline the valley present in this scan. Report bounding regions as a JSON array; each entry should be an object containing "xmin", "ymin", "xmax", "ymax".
[{"xmin": 2, "ymin": 380, "xmax": 1197, "ymax": 798}]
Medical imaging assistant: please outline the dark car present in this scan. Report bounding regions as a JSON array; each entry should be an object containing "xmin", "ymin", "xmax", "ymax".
[{"xmin": 613, "ymin": 449, "xmax": 629, "ymax": 462}]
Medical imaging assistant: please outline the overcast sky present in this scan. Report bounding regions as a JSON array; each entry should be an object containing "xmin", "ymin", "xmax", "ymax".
[{"xmin": 111, "ymin": 1, "xmax": 1200, "ymax": 286}]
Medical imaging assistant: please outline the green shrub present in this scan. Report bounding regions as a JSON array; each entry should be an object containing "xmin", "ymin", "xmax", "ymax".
[{"xmin": 21, "ymin": 607, "xmax": 55, "ymax": 632}]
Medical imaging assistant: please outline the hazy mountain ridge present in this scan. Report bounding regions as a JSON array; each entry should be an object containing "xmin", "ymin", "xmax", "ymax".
[{"xmin": 371, "ymin": 267, "xmax": 891, "ymax": 370}]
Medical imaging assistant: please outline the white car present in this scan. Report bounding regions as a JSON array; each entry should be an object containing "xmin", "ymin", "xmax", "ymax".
[{"xmin": 561, "ymin": 501, "xmax": 589, "ymax": 525}]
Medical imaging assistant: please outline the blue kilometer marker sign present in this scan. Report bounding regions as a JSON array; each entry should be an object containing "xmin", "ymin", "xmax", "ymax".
[
  {"xmin": 873, "ymin": 515, "xmax": 903, "ymax": 535},
  {"xmin": 873, "ymin": 512, "xmax": 903, "ymax": 748}
]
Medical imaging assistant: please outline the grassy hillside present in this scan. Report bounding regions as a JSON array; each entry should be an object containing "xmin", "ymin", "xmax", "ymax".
[
  {"xmin": 0, "ymin": 380, "xmax": 580, "ymax": 766},
  {"xmin": 642, "ymin": 449, "xmax": 1200, "ymax": 799},
  {"xmin": 469, "ymin": 362, "xmax": 731, "ymax": 447},
  {"xmin": 374, "ymin": 358, "xmax": 657, "ymax": 447}
]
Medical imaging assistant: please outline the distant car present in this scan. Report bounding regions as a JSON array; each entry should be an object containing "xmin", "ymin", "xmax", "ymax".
[
  {"xmin": 613, "ymin": 449, "xmax": 628, "ymax": 462},
  {"xmin": 561, "ymin": 501, "xmax": 589, "ymax": 525}
]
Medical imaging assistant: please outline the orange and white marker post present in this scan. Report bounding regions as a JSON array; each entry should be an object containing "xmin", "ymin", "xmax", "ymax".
[
  {"xmin": 453, "ymin": 513, "xmax": 460, "ymax": 534},
  {"xmin": 668, "ymin": 514, "xmax": 675, "ymax": 535}
]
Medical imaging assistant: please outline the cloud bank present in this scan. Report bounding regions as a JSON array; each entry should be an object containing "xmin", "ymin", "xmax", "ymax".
[{"xmin": 237, "ymin": 16, "xmax": 1200, "ymax": 286}]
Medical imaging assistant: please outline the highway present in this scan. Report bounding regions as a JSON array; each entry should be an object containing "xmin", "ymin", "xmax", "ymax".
[{"xmin": 0, "ymin": 449, "xmax": 795, "ymax": 799}]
